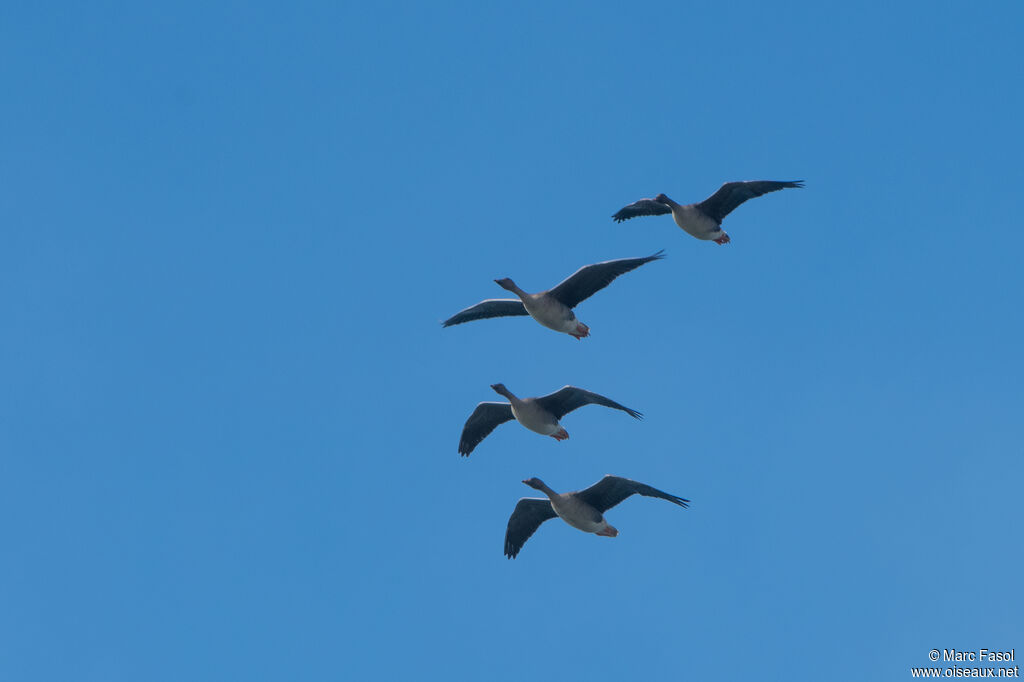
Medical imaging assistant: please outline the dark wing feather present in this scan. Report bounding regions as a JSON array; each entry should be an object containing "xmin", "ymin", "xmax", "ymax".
[
  {"xmin": 458, "ymin": 402, "xmax": 514, "ymax": 456},
  {"xmin": 545, "ymin": 251, "xmax": 665, "ymax": 309},
  {"xmin": 533, "ymin": 386, "xmax": 642, "ymax": 421},
  {"xmin": 442, "ymin": 299, "xmax": 528, "ymax": 327},
  {"xmin": 612, "ymin": 198, "xmax": 672, "ymax": 222},
  {"xmin": 573, "ymin": 475, "xmax": 690, "ymax": 514},
  {"xmin": 504, "ymin": 498, "xmax": 557, "ymax": 559},
  {"xmin": 696, "ymin": 180, "xmax": 803, "ymax": 223}
]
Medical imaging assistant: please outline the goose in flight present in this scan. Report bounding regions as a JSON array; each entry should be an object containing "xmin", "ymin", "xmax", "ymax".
[
  {"xmin": 504, "ymin": 475, "xmax": 690, "ymax": 559},
  {"xmin": 442, "ymin": 252, "xmax": 664, "ymax": 339},
  {"xmin": 612, "ymin": 180, "xmax": 803, "ymax": 244},
  {"xmin": 458, "ymin": 384, "xmax": 641, "ymax": 456}
]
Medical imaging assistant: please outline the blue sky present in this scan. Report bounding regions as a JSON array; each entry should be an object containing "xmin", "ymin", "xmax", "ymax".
[{"xmin": 2, "ymin": 2, "xmax": 1022, "ymax": 680}]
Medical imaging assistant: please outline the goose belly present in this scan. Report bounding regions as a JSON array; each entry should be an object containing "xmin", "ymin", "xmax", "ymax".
[
  {"xmin": 522, "ymin": 297, "xmax": 578, "ymax": 334},
  {"xmin": 552, "ymin": 498, "xmax": 607, "ymax": 533},
  {"xmin": 673, "ymin": 205, "xmax": 722, "ymax": 240},
  {"xmin": 511, "ymin": 402, "xmax": 561, "ymax": 436}
]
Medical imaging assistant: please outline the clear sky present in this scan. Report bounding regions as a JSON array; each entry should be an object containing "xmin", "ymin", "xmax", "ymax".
[{"xmin": 2, "ymin": 2, "xmax": 1022, "ymax": 680}]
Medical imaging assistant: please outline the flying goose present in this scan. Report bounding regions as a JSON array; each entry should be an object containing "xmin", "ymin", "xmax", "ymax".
[
  {"xmin": 613, "ymin": 180, "xmax": 803, "ymax": 244},
  {"xmin": 442, "ymin": 252, "xmax": 664, "ymax": 339},
  {"xmin": 504, "ymin": 475, "xmax": 690, "ymax": 559},
  {"xmin": 459, "ymin": 384, "xmax": 641, "ymax": 456}
]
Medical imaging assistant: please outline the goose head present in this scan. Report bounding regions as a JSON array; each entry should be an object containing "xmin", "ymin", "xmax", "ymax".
[
  {"xmin": 522, "ymin": 477, "xmax": 548, "ymax": 491},
  {"xmin": 493, "ymin": 277, "xmax": 518, "ymax": 292},
  {"xmin": 654, "ymin": 193, "xmax": 671, "ymax": 204}
]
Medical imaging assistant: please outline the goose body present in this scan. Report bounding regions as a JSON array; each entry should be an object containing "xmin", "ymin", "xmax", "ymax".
[
  {"xmin": 613, "ymin": 180, "xmax": 803, "ymax": 244},
  {"xmin": 547, "ymin": 491, "xmax": 609, "ymax": 534},
  {"xmin": 458, "ymin": 383, "xmax": 642, "ymax": 456},
  {"xmin": 665, "ymin": 201, "xmax": 726, "ymax": 241},
  {"xmin": 517, "ymin": 291, "xmax": 581, "ymax": 337},
  {"xmin": 508, "ymin": 396, "xmax": 564, "ymax": 437},
  {"xmin": 504, "ymin": 476, "xmax": 690, "ymax": 559},
  {"xmin": 442, "ymin": 252, "xmax": 663, "ymax": 339}
]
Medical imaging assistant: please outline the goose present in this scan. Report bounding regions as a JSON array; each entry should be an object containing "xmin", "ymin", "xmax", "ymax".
[
  {"xmin": 459, "ymin": 384, "xmax": 641, "ymax": 456},
  {"xmin": 442, "ymin": 252, "xmax": 664, "ymax": 339},
  {"xmin": 504, "ymin": 475, "xmax": 690, "ymax": 559},
  {"xmin": 613, "ymin": 180, "xmax": 803, "ymax": 244}
]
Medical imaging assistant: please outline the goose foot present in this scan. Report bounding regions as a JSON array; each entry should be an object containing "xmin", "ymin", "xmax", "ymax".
[
  {"xmin": 550, "ymin": 429, "xmax": 569, "ymax": 441},
  {"xmin": 570, "ymin": 322, "xmax": 590, "ymax": 340},
  {"xmin": 713, "ymin": 234, "xmax": 731, "ymax": 245},
  {"xmin": 597, "ymin": 525, "xmax": 619, "ymax": 537}
]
